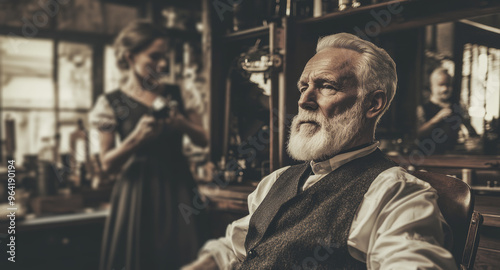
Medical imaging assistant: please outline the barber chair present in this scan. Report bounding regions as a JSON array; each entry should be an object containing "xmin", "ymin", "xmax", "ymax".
[{"xmin": 412, "ymin": 170, "xmax": 483, "ymax": 270}]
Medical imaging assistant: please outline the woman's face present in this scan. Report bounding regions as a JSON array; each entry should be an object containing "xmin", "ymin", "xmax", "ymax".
[{"xmin": 129, "ymin": 38, "xmax": 170, "ymax": 90}]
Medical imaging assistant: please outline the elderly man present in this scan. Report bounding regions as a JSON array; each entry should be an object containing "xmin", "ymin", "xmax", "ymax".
[{"xmin": 183, "ymin": 33, "xmax": 457, "ymax": 269}]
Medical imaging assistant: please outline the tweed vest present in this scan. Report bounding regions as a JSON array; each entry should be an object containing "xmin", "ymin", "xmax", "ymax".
[{"xmin": 239, "ymin": 149, "xmax": 397, "ymax": 270}]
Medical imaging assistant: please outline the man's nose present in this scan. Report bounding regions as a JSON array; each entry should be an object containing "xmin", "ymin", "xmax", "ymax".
[{"xmin": 298, "ymin": 87, "xmax": 318, "ymax": 111}]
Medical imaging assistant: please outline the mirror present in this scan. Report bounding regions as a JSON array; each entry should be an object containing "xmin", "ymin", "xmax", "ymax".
[{"xmin": 417, "ymin": 13, "xmax": 500, "ymax": 155}]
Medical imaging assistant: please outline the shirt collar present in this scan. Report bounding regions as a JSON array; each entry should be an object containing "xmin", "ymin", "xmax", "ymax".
[{"xmin": 310, "ymin": 142, "xmax": 380, "ymax": 175}]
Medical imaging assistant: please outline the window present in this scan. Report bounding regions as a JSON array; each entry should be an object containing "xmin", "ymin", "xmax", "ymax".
[
  {"xmin": 104, "ymin": 45, "xmax": 121, "ymax": 93},
  {"xmin": 461, "ymin": 43, "xmax": 500, "ymax": 135},
  {"xmin": 0, "ymin": 36, "xmax": 93, "ymax": 164}
]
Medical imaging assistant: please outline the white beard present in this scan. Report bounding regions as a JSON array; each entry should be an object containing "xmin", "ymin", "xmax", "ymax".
[{"xmin": 287, "ymin": 99, "xmax": 367, "ymax": 161}]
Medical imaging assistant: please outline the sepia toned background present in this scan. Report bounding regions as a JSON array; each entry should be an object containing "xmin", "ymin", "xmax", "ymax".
[{"xmin": 0, "ymin": 0, "xmax": 499, "ymax": 269}]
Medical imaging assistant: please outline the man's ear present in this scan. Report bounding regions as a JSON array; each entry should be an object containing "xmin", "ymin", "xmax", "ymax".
[{"xmin": 366, "ymin": 90, "xmax": 387, "ymax": 119}]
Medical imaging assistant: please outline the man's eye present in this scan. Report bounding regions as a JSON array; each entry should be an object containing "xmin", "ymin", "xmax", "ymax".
[
  {"xmin": 319, "ymin": 84, "xmax": 337, "ymax": 95},
  {"xmin": 299, "ymin": 86, "xmax": 308, "ymax": 93}
]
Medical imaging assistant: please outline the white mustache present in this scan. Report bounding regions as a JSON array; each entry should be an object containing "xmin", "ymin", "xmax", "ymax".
[{"xmin": 295, "ymin": 111, "xmax": 322, "ymax": 123}]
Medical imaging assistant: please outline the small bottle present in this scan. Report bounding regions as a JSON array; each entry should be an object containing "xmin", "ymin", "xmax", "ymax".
[
  {"xmin": 37, "ymin": 137, "xmax": 58, "ymax": 196},
  {"xmin": 461, "ymin": 169, "xmax": 472, "ymax": 186},
  {"xmin": 39, "ymin": 136, "xmax": 55, "ymax": 162},
  {"xmin": 70, "ymin": 119, "xmax": 90, "ymax": 187},
  {"xmin": 79, "ymin": 163, "xmax": 90, "ymax": 188},
  {"xmin": 339, "ymin": 0, "xmax": 351, "ymax": 11},
  {"xmin": 70, "ymin": 119, "xmax": 89, "ymax": 166},
  {"xmin": 313, "ymin": 0, "xmax": 322, "ymax": 17}
]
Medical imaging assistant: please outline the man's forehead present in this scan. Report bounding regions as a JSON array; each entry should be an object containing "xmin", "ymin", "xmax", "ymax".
[{"xmin": 301, "ymin": 48, "xmax": 360, "ymax": 79}]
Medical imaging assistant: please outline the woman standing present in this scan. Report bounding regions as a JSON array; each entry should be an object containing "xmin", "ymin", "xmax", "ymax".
[{"xmin": 90, "ymin": 21, "xmax": 208, "ymax": 270}]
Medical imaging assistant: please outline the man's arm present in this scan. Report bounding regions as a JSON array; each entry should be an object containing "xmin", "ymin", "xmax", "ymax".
[
  {"xmin": 181, "ymin": 253, "xmax": 218, "ymax": 270},
  {"xmin": 182, "ymin": 167, "xmax": 290, "ymax": 270},
  {"xmin": 348, "ymin": 167, "xmax": 458, "ymax": 270}
]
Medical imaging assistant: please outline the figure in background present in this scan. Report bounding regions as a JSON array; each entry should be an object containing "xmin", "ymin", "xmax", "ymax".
[
  {"xmin": 417, "ymin": 67, "xmax": 476, "ymax": 154},
  {"xmin": 89, "ymin": 21, "xmax": 208, "ymax": 270}
]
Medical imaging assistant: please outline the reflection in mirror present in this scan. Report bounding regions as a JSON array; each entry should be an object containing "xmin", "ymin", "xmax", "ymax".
[{"xmin": 417, "ymin": 14, "xmax": 500, "ymax": 155}]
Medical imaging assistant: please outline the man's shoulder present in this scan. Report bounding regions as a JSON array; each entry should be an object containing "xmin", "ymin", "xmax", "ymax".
[
  {"xmin": 253, "ymin": 165, "xmax": 297, "ymax": 193},
  {"xmin": 268, "ymin": 165, "xmax": 294, "ymax": 181},
  {"xmin": 369, "ymin": 167, "xmax": 436, "ymax": 196},
  {"xmin": 253, "ymin": 166, "xmax": 292, "ymax": 190},
  {"xmin": 246, "ymin": 165, "xmax": 293, "ymax": 212}
]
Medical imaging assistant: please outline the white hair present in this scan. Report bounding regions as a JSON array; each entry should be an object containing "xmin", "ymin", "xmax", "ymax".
[{"xmin": 316, "ymin": 33, "xmax": 398, "ymax": 122}]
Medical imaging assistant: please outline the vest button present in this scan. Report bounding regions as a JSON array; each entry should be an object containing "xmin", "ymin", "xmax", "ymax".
[{"xmin": 247, "ymin": 249, "xmax": 257, "ymax": 259}]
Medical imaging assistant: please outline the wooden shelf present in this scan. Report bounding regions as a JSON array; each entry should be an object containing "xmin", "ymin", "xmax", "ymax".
[
  {"xmin": 473, "ymin": 186, "xmax": 500, "ymax": 193},
  {"xmin": 298, "ymin": 0, "xmax": 409, "ymax": 25},
  {"xmin": 198, "ymin": 183, "xmax": 256, "ymax": 202},
  {"xmin": 475, "ymin": 195, "xmax": 500, "ymax": 227},
  {"xmin": 296, "ymin": 0, "xmax": 500, "ymax": 36},
  {"xmin": 223, "ymin": 25, "xmax": 270, "ymax": 42},
  {"xmin": 198, "ymin": 183, "xmax": 256, "ymax": 213},
  {"xmin": 482, "ymin": 214, "xmax": 500, "ymax": 227},
  {"xmin": 388, "ymin": 153, "xmax": 500, "ymax": 170}
]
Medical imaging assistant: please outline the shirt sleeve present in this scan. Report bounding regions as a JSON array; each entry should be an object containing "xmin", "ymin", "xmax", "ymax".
[
  {"xmin": 348, "ymin": 167, "xmax": 457, "ymax": 270},
  {"xmin": 181, "ymin": 83, "xmax": 204, "ymax": 115},
  {"xmin": 88, "ymin": 95, "xmax": 117, "ymax": 132},
  {"xmin": 198, "ymin": 166, "xmax": 290, "ymax": 269}
]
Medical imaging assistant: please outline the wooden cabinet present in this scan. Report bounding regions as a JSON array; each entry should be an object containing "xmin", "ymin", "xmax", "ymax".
[
  {"xmin": 206, "ymin": 0, "xmax": 500, "ymax": 173},
  {"xmin": 475, "ymin": 195, "xmax": 500, "ymax": 270},
  {"xmin": 207, "ymin": 10, "xmax": 293, "ymax": 176},
  {"xmin": 0, "ymin": 211, "xmax": 107, "ymax": 270}
]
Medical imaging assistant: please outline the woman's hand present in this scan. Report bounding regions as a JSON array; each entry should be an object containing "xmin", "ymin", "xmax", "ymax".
[
  {"xmin": 131, "ymin": 115, "xmax": 163, "ymax": 145},
  {"xmin": 164, "ymin": 110, "xmax": 208, "ymax": 147},
  {"xmin": 99, "ymin": 115, "xmax": 162, "ymax": 174},
  {"xmin": 164, "ymin": 113, "xmax": 187, "ymax": 131}
]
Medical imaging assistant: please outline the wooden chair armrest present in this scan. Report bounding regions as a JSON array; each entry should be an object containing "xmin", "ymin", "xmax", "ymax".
[{"xmin": 461, "ymin": 211, "xmax": 483, "ymax": 270}]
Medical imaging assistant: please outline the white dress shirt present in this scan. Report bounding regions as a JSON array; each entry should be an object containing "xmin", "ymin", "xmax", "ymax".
[{"xmin": 200, "ymin": 143, "xmax": 457, "ymax": 270}]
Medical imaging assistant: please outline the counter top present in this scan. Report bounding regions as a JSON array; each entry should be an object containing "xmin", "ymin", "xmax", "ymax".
[
  {"xmin": 0, "ymin": 208, "xmax": 109, "ymax": 232},
  {"xmin": 197, "ymin": 182, "xmax": 257, "ymax": 213},
  {"xmin": 388, "ymin": 153, "xmax": 500, "ymax": 170}
]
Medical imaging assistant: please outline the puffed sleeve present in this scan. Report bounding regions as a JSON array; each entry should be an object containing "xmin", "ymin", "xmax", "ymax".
[{"xmin": 88, "ymin": 95, "xmax": 117, "ymax": 132}]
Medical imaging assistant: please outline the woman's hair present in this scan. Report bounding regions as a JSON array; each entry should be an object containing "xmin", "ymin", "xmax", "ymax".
[
  {"xmin": 316, "ymin": 33, "xmax": 398, "ymax": 121},
  {"xmin": 430, "ymin": 67, "xmax": 451, "ymax": 84},
  {"xmin": 113, "ymin": 20, "xmax": 169, "ymax": 70}
]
